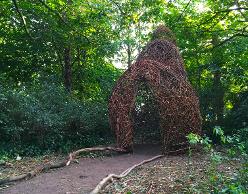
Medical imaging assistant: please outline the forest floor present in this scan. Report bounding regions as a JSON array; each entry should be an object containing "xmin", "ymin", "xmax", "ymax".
[{"xmin": 0, "ymin": 144, "xmax": 243, "ymax": 194}]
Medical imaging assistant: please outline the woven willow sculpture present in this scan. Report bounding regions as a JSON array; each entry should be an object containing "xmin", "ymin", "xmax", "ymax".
[{"xmin": 109, "ymin": 25, "xmax": 202, "ymax": 153}]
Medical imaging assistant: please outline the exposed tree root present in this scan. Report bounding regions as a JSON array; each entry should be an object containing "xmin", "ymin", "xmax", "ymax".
[
  {"xmin": 90, "ymin": 154, "xmax": 164, "ymax": 194},
  {"xmin": 0, "ymin": 146, "xmax": 126, "ymax": 185}
]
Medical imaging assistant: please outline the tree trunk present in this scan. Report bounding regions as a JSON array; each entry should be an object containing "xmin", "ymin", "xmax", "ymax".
[
  {"xmin": 62, "ymin": 0, "xmax": 73, "ymax": 93},
  {"xmin": 64, "ymin": 47, "xmax": 72, "ymax": 93},
  {"xmin": 212, "ymin": 69, "xmax": 224, "ymax": 126},
  {"xmin": 211, "ymin": 34, "xmax": 224, "ymax": 126},
  {"xmin": 127, "ymin": 42, "xmax": 132, "ymax": 68}
]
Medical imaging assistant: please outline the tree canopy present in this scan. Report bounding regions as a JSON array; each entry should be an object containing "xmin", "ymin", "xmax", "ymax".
[{"xmin": 0, "ymin": 0, "xmax": 247, "ymax": 154}]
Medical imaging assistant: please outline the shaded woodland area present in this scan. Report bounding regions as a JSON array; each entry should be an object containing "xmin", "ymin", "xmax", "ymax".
[{"xmin": 0, "ymin": 0, "xmax": 247, "ymax": 193}]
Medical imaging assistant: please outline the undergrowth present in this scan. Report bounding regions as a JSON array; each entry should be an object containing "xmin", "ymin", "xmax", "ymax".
[
  {"xmin": 186, "ymin": 126, "xmax": 248, "ymax": 193},
  {"xmin": 0, "ymin": 81, "xmax": 114, "ymax": 159}
]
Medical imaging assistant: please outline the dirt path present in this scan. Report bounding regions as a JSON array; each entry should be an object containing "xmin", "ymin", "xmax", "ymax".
[{"xmin": 1, "ymin": 145, "xmax": 162, "ymax": 194}]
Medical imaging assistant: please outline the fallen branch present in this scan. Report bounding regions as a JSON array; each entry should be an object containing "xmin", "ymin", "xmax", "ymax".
[
  {"xmin": 90, "ymin": 154, "xmax": 164, "ymax": 194},
  {"xmin": 0, "ymin": 161, "xmax": 13, "ymax": 168},
  {"xmin": 66, "ymin": 146, "xmax": 126, "ymax": 166},
  {"xmin": 0, "ymin": 146, "xmax": 126, "ymax": 185}
]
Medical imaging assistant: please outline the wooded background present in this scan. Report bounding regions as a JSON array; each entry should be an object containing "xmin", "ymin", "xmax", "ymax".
[{"xmin": 0, "ymin": 0, "xmax": 247, "ymax": 157}]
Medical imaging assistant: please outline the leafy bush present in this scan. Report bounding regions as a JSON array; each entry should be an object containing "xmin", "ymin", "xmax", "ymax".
[
  {"xmin": 0, "ymin": 81, "xmax": 113, "ymax": 158},
  {"xmin": 225, "ymin": 91, "xmax": 248, "ymax": 131},
  {"xmin": 186, "ymin": 127, "xmax": 248, "ymax": 193},
  {"xmin": 237, "ymin": 127, "xmax": 248, "ymax": 154}
]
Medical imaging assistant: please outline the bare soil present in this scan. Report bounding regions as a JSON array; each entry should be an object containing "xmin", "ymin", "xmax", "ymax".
[
  {"xmin": 0, "ymin": 145, "xmax": 242, "ymax": 194},
  {"xmin": 0, "ymin": 144, "xmax": 162, "ymax": 194}
]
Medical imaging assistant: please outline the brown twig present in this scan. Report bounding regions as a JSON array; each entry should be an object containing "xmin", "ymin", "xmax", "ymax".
[
  {"xmin": 90, "ymin": 154, "xmax": 164, "ymax": 194},
  {"xmin": 36, "ymin": 0, "xmax": 66, "ymax": 23},
  {"xmin": 0, "ymin": 146, "xmax": 126, "ymax": 185},
  {"xmin": 12, "ymin": 0, "xmax": 38, "ymax": 39},
  {"xmin": 174, "ymin": 0, "xmax": 192, "ymax": 23}
]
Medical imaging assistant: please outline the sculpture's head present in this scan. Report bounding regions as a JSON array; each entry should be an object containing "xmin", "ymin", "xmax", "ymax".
[{"xmin": 151, "ymin": 25, "xmax": 177, "ymax": 45}]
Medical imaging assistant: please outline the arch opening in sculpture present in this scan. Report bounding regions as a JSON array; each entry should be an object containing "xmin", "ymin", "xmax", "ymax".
[{"xmin": 131, "ymin": 80, "xmax": 161, "ymax": 146}]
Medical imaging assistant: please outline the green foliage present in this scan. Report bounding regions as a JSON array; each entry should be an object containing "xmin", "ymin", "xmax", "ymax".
[
  {"xmin": 187, "ymin": 127, "xmax": 248, "ymax": 193},
  {"xmin": 0, "ymin": 0, "xmax": 119, "ymax": 84},
  {"xmin": 1, "ymin": 0, "xmax": 247, "ymax": 134},
  {"xmin": 225, "ymin": 92, "xmax": 248, "ymax": 131},
  {"xmin": 0, "ymin": 2, "xmax": 247, "ymax": 193},
  {"xmin": 0, "ymin": 81, "xmax": 113, "ymax": 158},
  {"xmin": 132, "ymin": 82, "xmax": 160, "ymax": 144},
  {"xmin": 0, "ymin": 0, "xmax": 247, "ymax": 171}
]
